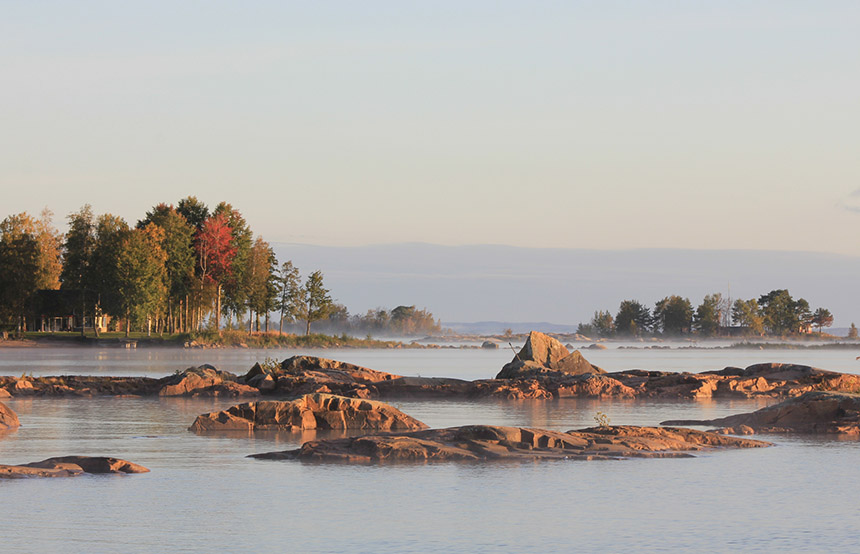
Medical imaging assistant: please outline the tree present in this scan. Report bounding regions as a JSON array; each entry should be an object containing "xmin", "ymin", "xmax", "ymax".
[
  {"xmin": 138, "ymin": 204, "xmax": 195, "ymax": 333},
  {"xmin": 0, "ymin": 214, "xmax": 41, "ymax": 334},
  {"xmin": 758, "ymin": 289, "xmax": 810, "ymax": 335},
  {"xmin": 694, "ymin": 293, "xmax": 723, "ymax": 336},
  {"xmin": 615, "ymin": 300, "xmax": 651, "ymax": 336},
  {"xmin": 795, "ymin": 298, "xmax": 813, "ymax": 333},
  {"xmin": 195, "ymin": 214, "xmax": 237, "ymax": 333},
  {"xmin": 731, "ymin": 298, "xmax": 764, "ymax": 335},
  {"xmin": 61, "ymin": 206, "xmax": 98, "ymax": 336},
  {"xmin": 244, "ymin": 237, "xmax": 276, "ymax": 333},
  {"xmin": 275, "ymin": 260, "xmax": 303, "ymax": 334},
  {"xmin": 112, "ymin": 225, "xmax": 168, "ymax": 337},
  {"xmin": 303, "ymin": 270, "xmax": 333, "ymax": 335},
  {"xmin": 213, "ymin": 202, "xmax": 253, "ymax": 326},
  {"xmin": 33, "ymin": 208, "xmax": 62, "ymax": 290},
  {"xmin": 90, "ymin": 214, "xmax": 131, "ymax": 333},
  {"xmin": 176, "ymin": 196, "xmax": 209, "ymax": 230},
  {"xmin": 590, "ymin": 310, "xmax": 615, "ymax": 337},
  {"xmin": 811, "ymin": 308, "xmax": 834, "ymax": 334},
  {"xmin": 653, "ymin": 296, "xmax": 693, "ymax": 335},
  {"xmin": 576, "ymin": 322, "xmax": 595, "ymax": 336}
]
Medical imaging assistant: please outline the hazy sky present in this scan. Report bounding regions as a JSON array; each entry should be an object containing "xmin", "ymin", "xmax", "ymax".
[{"xmin": 2, "ymin": 2, "xmax": 859, "ymax": 254}]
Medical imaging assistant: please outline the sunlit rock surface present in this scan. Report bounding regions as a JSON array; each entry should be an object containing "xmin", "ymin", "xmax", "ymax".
[
  {"xmin": 190, "ymin": 393, "xmax": 428, "ymax": 433},
  {"xmin": 0, "ymin": 456, "xmax": 150, "ymax": 479},
  {"xmin": 250, "ymin": 424, "xmax": 770, "ymax": 463},
  {"xmin": 496, "ymin": 331, "xmax": 605, "ymax": 379},
  {"xmin": 662, "ymin": 391, "xmax": 860, "ymax": 435},
  {"xmin": 0, "ymin": 401, "xmax": 19, "ymax": 430}
]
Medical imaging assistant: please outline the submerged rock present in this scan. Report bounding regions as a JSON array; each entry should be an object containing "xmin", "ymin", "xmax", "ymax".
[
  {"xmin": 661, "ymin": 391, "xmax": 860, "ymax": 435},
  {"xmin": 496, "ymin": 331, "xmax": 604, "ymax": 379},
  {"xmin": 190, "ymin": 393, "xmax": 429, "ymax": 433},
  {"xmin": 250, "ymin": 424, "xmax": 770, "ymax": 463},
  {"xmin": 0, "ymin": 401, "xmax": 19, "ymax": 430},
  {"xmin": 0, "ymin": 456, "xmax": 150, "ymax": 479}
]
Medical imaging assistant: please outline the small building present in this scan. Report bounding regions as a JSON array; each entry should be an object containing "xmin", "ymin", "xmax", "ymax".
[{"xmin": 28, "ymin": 290, "xmax": 109, "ymax": 333}]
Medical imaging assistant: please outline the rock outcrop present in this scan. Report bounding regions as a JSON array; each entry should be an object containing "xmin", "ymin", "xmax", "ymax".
[
  {"xmin": 0, "ymin": 401, "xmax": 20, "ymax": 430},
  {"xmin": 496, "ymin": 331, "xmax": 604, "ymax": 379},
  {"xmin": 250, "ymin": 424, "xmax": 770, "ymax": 463},
  {"xmin": 1, "ymin": 358, "xmax": 858, "ymax": 402},
  {"xmin": 190, "ymin": 393, "xmax": 429, "ymax": 433},
  {"xmin": 661, "ymin": 391, "xmax": 860, "ymax": 435},
  {"xmin": 158, "ymin": 365, "xmax": 258, "ymax": 397},
  {"xmin": 610, "ymin": 363, "xmax": 860, "ymax": 400},
  {"xmin": 0, "ymin": 456, "xmax": 150, "ymax": 478}
]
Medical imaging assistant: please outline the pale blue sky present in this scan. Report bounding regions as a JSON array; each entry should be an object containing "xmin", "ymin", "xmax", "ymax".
[{"xmin": 2, "ymin": 2, "xmax": 859, "ymax": 253}]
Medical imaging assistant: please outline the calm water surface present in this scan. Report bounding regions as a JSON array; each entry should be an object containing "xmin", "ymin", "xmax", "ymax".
[{"xmin": 1, "ymin": 347, "xmax": 859, "ymax": 553}]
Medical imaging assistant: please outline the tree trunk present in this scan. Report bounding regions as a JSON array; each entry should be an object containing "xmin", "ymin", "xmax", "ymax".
[
  {"xmin": 125, "ymin": 311, "xmax": 130, "ymax": 338},
  {"xmin": 306, "ymin": 318, "xmax": 310, "ymax": 336},
  {"xmin": 215, "ymin": 283, "xmax": 222, "ymax": 335},
  {"xmin": 265, "ymin": 312, "xmax": 269, "ymax": 333},
  {"xmin": 248, "ymin": 311, "xmax": 253, "ymax": 336},
  {"xmin": 278, "ymin": 309, "xmax": 284, "ymax": 335},
  {"xmin": 80, "ymin": 290, "xmax": 86, "ymax": 338}
]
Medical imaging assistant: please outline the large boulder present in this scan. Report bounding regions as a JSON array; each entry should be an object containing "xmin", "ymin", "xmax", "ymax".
[
  {"xmin": 0, "ymin": 456, "xmax": 149, "ymax": 478},
  {"xmin": 496, "ymin": 331, "xmax": 604, "ymax": 379},
  {"xmin": 190, "ymin": 393, "xmax": 429, "ymax": 433},
  {"xmin": 250, "ymin": 424, "xmax": 770, "ymax": 463},
  {"xmin": 662, "ymin": 391, "xmax": 860, "ymax": 435},
  {"xmin": 0, "ymin": 401, "xmax": 20, "ymax": 430}
]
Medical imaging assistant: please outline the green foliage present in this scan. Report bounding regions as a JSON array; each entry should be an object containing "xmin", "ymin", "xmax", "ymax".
[
  {"xmin": 0, "ymin": 214, "xmax": 42, "ymax": 329},
  {"xmin": 653, "ymin": 295, "xmax": 693, "ymax": 335},
  {"xmin": 303, "ymin": 270, "xmax": 333, "ymax": 335},
  {"xmin": 590, "ymin": 310, "xmax": 615, "ymax": 337},
  {"xmin": 615, "ymin": 300, "xmax": 651, "ymax": 336},
  {"xmin": 811, "ymin": 308, "xmax": 834, "ymax": 333},
  {"xmin": 694, "ymin": 293, "xmax": 722, "ymax": 336},
  {"xmin": 731, "ymin": 298, "xmax": 764, "ymax": 335},
  {"xmin": 276, "ymin": 260, "xmax": 304, "ymax": 333}
]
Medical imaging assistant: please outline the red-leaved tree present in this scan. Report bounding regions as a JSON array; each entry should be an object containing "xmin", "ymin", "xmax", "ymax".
[{"xmin": 195, "ymin": 214, "xmax": 236, "ymax": 332}]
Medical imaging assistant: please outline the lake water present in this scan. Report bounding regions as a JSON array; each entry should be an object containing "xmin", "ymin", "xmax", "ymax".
[{"xmin": 2, "ymin": 346, "xmax": 859, "ymax": 553}]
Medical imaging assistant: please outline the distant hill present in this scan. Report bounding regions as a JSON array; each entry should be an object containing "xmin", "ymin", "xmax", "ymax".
[{"xmin": 271, "ymin": 243, "xmax": 860, "ymax": 328}]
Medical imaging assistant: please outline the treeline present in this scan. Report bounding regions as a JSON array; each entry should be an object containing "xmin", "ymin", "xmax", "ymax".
[
  {"xmin": 577, "ymin": 290, "xmax": 837, "ymax": 338},
  {"xmin": 0, "ymin": 199, "xmax": 439, "ymax": 338}
]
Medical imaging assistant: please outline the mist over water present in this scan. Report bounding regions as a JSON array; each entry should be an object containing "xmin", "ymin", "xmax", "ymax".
[{"xmin": 2, "ymin": 347, "xmax": 860, "ymax": 552}]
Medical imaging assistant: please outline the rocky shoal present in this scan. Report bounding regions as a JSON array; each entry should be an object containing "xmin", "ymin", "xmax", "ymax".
[
  {"xmin": 2, "ymin": 330, "xmax": 859, "ymax": 401},
  {"xmin": 2, "ymin": 358, "xmax": 858, "ymax": 401},
  {"xmin": 0, "ymin": 456, "xmax": 150, "ymax": 479},
  {"xmin": 661, "ymin": 390, "xmax": 860, "ymax": 435},
  {"xmin": 249, "ymin": 424, "xmax": 771, "ymax": 463}
]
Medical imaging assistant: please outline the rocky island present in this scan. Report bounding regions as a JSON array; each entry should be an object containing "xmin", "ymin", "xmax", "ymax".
[
  {"xmin": 0, "ymin": 456, "xmax": 150, "ymax": 478},
  {"xmin": 249, "ymin": 424, "xmax": 771, "ymax": 463},
  {"xmin": 2, "ymin": 331, "xmax": 859, "ymax": 403},
  {"xmin": 661, "ymin": 390, "xmax": 860, "ymax": 435}
]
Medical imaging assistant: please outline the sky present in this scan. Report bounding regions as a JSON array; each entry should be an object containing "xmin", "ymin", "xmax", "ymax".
[{"xmin": 2, "ymin": 2, "xmax": 860, "ymax": 254}]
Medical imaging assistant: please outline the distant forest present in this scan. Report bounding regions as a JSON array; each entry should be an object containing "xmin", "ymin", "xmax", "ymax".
[
  {"xmin": 578, "ymin": 291, "xmax": 847, "ymax": 338},
  {"xmin": 0, "ymin": 199, "xmax": 440, "ymax": 337}
]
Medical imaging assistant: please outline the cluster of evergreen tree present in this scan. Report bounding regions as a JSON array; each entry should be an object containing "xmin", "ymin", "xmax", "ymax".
[
  {"xmin": 578, "ymin": 290, "xmax": 835, "ymax": 338},
  {"xmin": 313, "ymin": 305, "xmax": 441, "ymax": 336},
  {"xmin": 0, "ymin": 199, "xmax": 438, "ymax": 338}
]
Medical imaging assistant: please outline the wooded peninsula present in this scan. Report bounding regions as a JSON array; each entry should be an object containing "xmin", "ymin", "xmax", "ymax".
[{"xmin": 0, "ymin": 198, "xmax": 440, "ymax": 343}]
